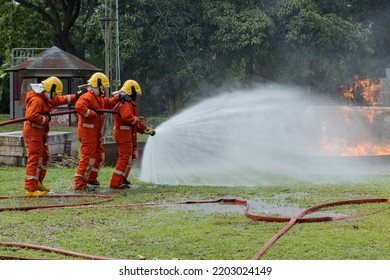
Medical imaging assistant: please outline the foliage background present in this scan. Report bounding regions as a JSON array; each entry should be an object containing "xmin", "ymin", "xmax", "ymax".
[
  {"xmin": 0, "ymin": 1, "xmax": 389, "ymax": 261},
  {"xmin": 1, "ymin": 0, "xmax": 390, "ymax": 116}
]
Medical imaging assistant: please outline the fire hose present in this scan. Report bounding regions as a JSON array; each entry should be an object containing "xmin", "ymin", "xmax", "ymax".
[
  {"xmin": 0, "ymin": 196, "xmax": 388, "ymax": 260},
  {"xmin": 0, "ymin": 109, "xmax": 119, "ymax": 127},
  {"xmin": 0, "ymin": 109, "xmax": 156, "ymax": 135}
]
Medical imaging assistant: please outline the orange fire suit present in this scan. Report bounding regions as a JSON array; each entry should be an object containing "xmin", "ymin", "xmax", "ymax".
[
  {"xmin": 74, "ymin": 89, "xmax": 120, "ymax": 190},
  {"xmin": 109, "ymin": 100, "xmax": 147, "ymax": 188},
  {"xmin": 23, "ymin": 91, "xmax": 76, "ymax": 192}
]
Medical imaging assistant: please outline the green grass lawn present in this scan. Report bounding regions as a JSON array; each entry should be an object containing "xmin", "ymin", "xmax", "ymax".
[
  {"xmin": 1, "ymin": 114, "xmax": 389, "ymax": 260},
  {"xmin": 0, "ymin": 164, "xmax": 389, "ymax": 260}
]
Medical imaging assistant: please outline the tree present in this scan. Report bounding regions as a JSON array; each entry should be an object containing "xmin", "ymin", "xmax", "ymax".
[
  {"xmin": 203, "ymin": 0, "xmax": 275, "ymax": 86},
  {"xmin": 120, "ymin": 0, "xmax": 229, "ymax": 115},
  {"xmin": 119, "ymin": 0, "xmax": 277, "ymax": 115},
  {"xmin": 267, "ymin": 0, "xmax": 370, "ymax": 95},
  {"xmin": 1, "ymin": 0, "xmax": 381, "ymax": 116},
  {"xmin": 316, "ymin": 0, "xmax": 390, "ymax": 77},
  {"xmin": 0, "ymin": 0, "xmax": 53, "ymax": 113},
  {"xmin": 14, "ymin": 0, "xmax": 98, "ymax": 58},
  {"xmin": 0, "ymin": 0, "xmax": 52, "ymax": 64}
]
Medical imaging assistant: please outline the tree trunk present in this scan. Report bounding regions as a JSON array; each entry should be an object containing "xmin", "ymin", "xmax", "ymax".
[
  {"xmin": 166, "ymin": 87, "xmax": 184, "ymax": 116},
  {"xmin": 244, "ymin": 51, "xmax": 254, "ymax": 87},
  {"xmin": 55, "ymin": 32, "xmax": 78, "ymax": 56}
]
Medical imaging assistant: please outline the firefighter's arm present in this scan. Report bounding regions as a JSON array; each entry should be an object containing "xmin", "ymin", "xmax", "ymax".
[
  {"xmin": 137, "ymin": 117, "xmax": 156, "ymax": 136},
  {"xmin": 137, "ymin": 117, "xmax": 147, "ymax": 132},
  {"xmin": 51, "ymin": 94, "xmax": 76, "ymax": 106},
  {"xmin": 25, "ymin": 97, "xmax": 50, "ymax": 125},
  {"xmin": 75, "ymin": 95, "xmax": 97, "ymax": 118},
  {"xmin": 119, "ymin": 103, "xmax": 141, "ymax": 126},
  {"xmin": 103, "ymin": 94, "xmax": 121, "ymax": 109}
]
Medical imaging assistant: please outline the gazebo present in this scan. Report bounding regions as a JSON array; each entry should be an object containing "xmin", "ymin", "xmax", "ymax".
[
  {"xmin": 0, "ymin": 47, "xmax": 102, "ymax": 166},
  {"xmin": 6, "ymin": 46, "xmax": 101, "ymax": 124}
]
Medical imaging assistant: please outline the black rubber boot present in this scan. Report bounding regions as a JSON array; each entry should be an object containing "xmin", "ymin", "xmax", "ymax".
[{"xmin": 87, "ymin": 181, "xmax": 100, "ymax": 186}]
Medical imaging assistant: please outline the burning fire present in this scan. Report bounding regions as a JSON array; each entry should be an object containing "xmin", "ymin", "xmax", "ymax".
[
  {"xmin": 322, "ymin": 142, "xmax": 390, "ymax": 156},
  {"xmin": 340, "ymin": 75, "xmax": 382, "ymax": 123},
  {"xmin": 319, "ymin": 75, "xmax": 389, "ymax": 156},
  {"xmin": 320, "ymin": 124, "xmax": 390, "ymax": 156},
  {"xmin": 341, "ymin": 143, "xmax": 390, "ymax": 156},
  {"xmin": 340, "ymin": 74, "xmax": 382, "ymax": 106}
]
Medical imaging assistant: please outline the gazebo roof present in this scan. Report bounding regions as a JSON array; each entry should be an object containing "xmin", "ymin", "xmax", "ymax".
[{"xmin": 6, "ymin": 46, "xmax": 100, "ymax": 72}]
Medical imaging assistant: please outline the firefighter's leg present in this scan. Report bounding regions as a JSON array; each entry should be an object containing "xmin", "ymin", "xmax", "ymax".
[
  {"xmin": 110, "ymin": 140, "xmax": 132, "ymax": 188},
  {"xmin": 87, "ymin": 142, "xmax": 104, "ymax": 184},
  {"xmin": 37, "ymin": 143, "xmax": 50, "ymax": 192},
  {"xmin": 125, "ymin": 148, "xmax": 138, "ymax": 179},
  {"xmin": 74, "ymin": 137, "xmax": 96, "ymax": 190},
  {"xmin": 24, "ymin": 137, "xmax": 46, "ymax": 196}
]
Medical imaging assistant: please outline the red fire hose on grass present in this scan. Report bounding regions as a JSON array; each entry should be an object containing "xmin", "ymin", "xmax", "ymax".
[
  {"xmin": 0, "ymin": 195, "xmax": 388, "ymax": 260},
  {"xmin": 248, "ymin": 197, "xmax": 389, "ymax": 259},
  {"xmin": 1, "ymin": 108, "xmax": 389, "ymax": 259}
]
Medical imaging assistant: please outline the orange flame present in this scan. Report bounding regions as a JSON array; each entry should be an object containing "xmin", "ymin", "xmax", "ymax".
[
  {"xmin": 318, "ymin": 77, "xmax": 388, "ymax": 156},
  {"xmin": 341, "ymin": 75, "xmax": 382, "ymax": 123},
  {"xmin": 340, "ymin": 142, "xmax": 390, "ymax": 156},
  {"xmin": 321, "ymin": 129, "xmax": 390, "ymax": 156}
]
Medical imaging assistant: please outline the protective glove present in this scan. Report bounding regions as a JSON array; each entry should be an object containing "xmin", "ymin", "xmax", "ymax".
[
  {"xmin": 144, "ymin": 127, "xmax": 156, "ymax": 136},
  {"xmin": 138, "ymin": 119, "xmax": 147, "ymax": 131},
  {"xmin": 89, "ymin": 107, "xmax": 98, "ymax": 117},
  {"xmin": 45, "ymin": 113, "xmax": 51, "ymax": 122},
  {"xmin": 119, "ymin": 92, "xmax": 132, "ymax": 103},
  {"xmin": 76, "ymin": 89, "xmax": 87, "ymax": 101}
]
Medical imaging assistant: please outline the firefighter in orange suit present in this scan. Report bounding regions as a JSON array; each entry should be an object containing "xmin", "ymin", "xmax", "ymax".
[
  {"xmin": 109, "ymin": 80, "xmax": 155, "ymax": 189},
  {"xmin": 23, "ymin": 77, "xmax": 77, "ymax": 197},
  {"xmin": 74, "ymin": 72, "xmax": 128, "ymax": 191}
]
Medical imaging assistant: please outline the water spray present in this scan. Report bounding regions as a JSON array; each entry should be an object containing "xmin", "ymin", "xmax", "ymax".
[{"xmin": 140, "ymin": 84, "xmax": 390, "ymax": 186}]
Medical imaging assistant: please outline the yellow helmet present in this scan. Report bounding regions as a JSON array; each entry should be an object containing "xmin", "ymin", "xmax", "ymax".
[
  {"xmin": 88, "ymin": 72, "xmax": 110, "ymax": 89},
  {"xmin": 121, "ymin": 80, "xmax": 142, "ymax": 96},
  {"xmin": 42, "ymin": 76, "xmax": 63, "ymax": 96}
]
